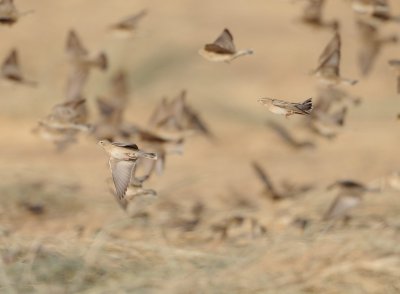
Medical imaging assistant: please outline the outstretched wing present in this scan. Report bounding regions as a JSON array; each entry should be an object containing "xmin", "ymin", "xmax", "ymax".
[
  {"xmin": 205, "ymin": 29, "xmax": 236, "ymax": 54},
  {"xmin": 109, "ymin": 158, "xmax": 135, "ymax": 201}
]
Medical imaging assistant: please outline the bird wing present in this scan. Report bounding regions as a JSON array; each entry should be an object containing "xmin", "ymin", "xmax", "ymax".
[
  {"xmin": 65, "ymin": 65, "xmax": 89, "ymax": 101},
  {"xmin": 109, "ymin": 158, "xmax": 135, "ymax": 201},
  {"xmin": 1, "ymin": 49, "xmax": 22, "ymax": 80},
  {"xmin": 251, "ymin": 162, "xmax": 280, "ymax": 199},
  {"xmin": 267, "ymin": 120, "xmax": 298, "ymax": 147},
  {"xmin": 66, "ymin": 30, "xmax": 88, "ymax": 57},
  {"xmin": 205, "ymin": 29, "xmax": 236, "ymax": 54},
  {"xmin": 115, "ymin": 9, "xmax": 147, "ymax": 28},
  {"xmin": 111, "ymin": 142, "xmax": 139, "ymax": 150}
]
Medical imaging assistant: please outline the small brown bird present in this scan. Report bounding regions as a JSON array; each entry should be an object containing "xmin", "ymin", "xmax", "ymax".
[
  {"xmin": 308, "ymin": 104, "xmax": 347, "ymax": 139},
  {"xmin": 198, "ymin": 28, "xmax": 253, "ymax": 63},
  {"xmin": 258, "ymin": 97, "xmax": 313, "ymax": 117},
  {"xmin": 98, "ymin": 140, "xmax": 157, "ymax": 201},
  {"xmin": 352, "ymin": 0, "xmax": 400, "ymax": 23},
  {"xmin": 313, "ymin": 32, "xmax": 358, "ymax": 86},
  {"xmin": 298, "ymin": 0, "xmax": 338, "ymax": 30},
  {"xmin": 357, "ymin": 20, "xmax": 397, "ymax": 76},
  {"xmin": 65, "ymin": 30, "xmax": 107, "ymax": 70},
  {"xmin": 1, "ymin": 49, "xmax": 36, "ymax": 86},
  {"xmin": 323, "ymin": 180, "xmax": 370, "ymax": 221},
  {"xmin": 110, "ymin": 9, "xmax": 147, "ymax": 38},
  {"xmin": 266, "ymin": 120, "xmax": 315, "ymax": 149},
  {"xmin": 252, "ymin": 162, "xmax": 312, "ymax": 200},
  {"xmin": 388, "ymin": 59, "xmax": 400, "ymax": 93},
  {"xmin": 0, "ymin": 0, "xmax": 32, "ymax": 25}
]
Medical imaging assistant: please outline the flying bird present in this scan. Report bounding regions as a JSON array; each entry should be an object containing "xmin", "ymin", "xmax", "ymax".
[
  {"xmin": 352, "ymin": 0, "xmax": 400, "ymax": 23},
  {"xmin": 313, "ymin": 32, "xmax": 358, "ymax": 86},
  {"xmin": 266, "ymin": 120, "xmax": 315, "ymax": 149},
  {"xmin": 297, "ymin": 0, "xmax": 338, "ymax": 30},
  {"xmin": 323, "ymin": 180, "xmax": 371, "ymax": 221},
  {"xmin": 357, "ymin": 20, "xmax": 397, "ymax": 76},
  {"xmin": 198, "ymin": 28, "xmax": 253, "ymax": 63},
  {"xmin": 0, "ymin": 0, "xmax": 32, "ymax": 25},
  {"xmin": 1, "ymin": 49, "xmax": 36, "ymax": 86},
  {"xmin": 98, "ymin": 140, "xmax": 157, "ymax": 201},
  {"xmin": 388, "ymin": 59, "xmax": 400, "ymax": 93},
  {"xmin": 258, "ymin": 97, "xmax": 313, "ymax": 117},
  {"xmin": 109, "ymin": 9, "xmax": 147, "ymax": 38}
]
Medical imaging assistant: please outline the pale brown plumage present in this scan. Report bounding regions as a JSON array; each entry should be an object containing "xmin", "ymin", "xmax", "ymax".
[
  {"xmin": 98, "ymin": 140, "xmax": 157, "ymax": 202},
  {"xmin": 258, "ymin": 97, "xmax": 313, "ymax": 117},
  {"xmin": 298, "ymin": 0, "xmax": 338, "ymax": 30},
  {"xmin": 352, "ymin": 0, "xmax": 400, "ymax": 23},
  {"xmin": 110, "ymin": 9, "xmax": 147, "ymax": 37}
]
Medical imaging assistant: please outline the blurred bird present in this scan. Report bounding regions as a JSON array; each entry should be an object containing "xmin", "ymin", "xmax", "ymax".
[
  {"xmin": 316, "ymin": 86, "xmax": 362, "ymax": 107},
  {"xmin": 297, "ymin": 0, "xmax": 339, "ymax": 30},
  {"xmin": 258, "ymin": 97, "xmax": 313, "ymax": 117},
  {"xmin": 109, "ymin": 9, "xmax": 147, "ymax": 38},
  {"xmin": 1, "ymin": 49, "xmax": 36, "ymax": 86},
  {"xmin": 307, "ymin": 102, "xmax": 347, "ymax": 139},
  {"xmin": 357, "ymin": 20, "xmax": 397, "ymax": 76},
  {"xmin": 198, "ymin": 28, "xmax": 253, "ymax": 63},
  {"xmin": 266, "ymin": 120, "xmax": 315, "ymax": 149},
  {"xmin": 135, "ymin": 128, "xmax": 185, "ymax": 176},
  {"xmin": 148, "ymin": 90, "xmax": 212, "ymax": 138},
  {"xmin": 388, "ymin": 59, "xmax": 400, "ymax": 93},
  {"xmin": 65, "ymin": 30, "xmax": 108, "ymax": 70},
  {"xmin": 0, "ymin": 0, "xmax": 32, "ymax": 25},
  {"xmin": 313, "ymin": 32, "xmax": 358, "ymax": 86},
  {"xmin": 323, "ymin": 180, "xmax": 371, "ymax": 221},
  {"xmin": 98, "ymin": 140, "xmax": 157, "ymax": 201},
  {"xmin": 352, "ymin": 0, "xmax": 400, "ymax": 23},
  {"xmin": 252, "ymin": 162, "xmax": 312, "ymax": 200},
  {"xmin": 65, "ymin": 30, "xmax": 107, "ymax": 101}
]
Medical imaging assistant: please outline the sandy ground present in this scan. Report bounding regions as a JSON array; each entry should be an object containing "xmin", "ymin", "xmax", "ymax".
[{"xmin": 1, "ymin": 0, "xmax": 400, "ymax": 293}]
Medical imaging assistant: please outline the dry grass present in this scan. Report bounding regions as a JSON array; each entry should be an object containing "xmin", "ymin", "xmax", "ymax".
[{"xmin": 1, "ymin": 0, "xmax": 400, "ymax": 293}]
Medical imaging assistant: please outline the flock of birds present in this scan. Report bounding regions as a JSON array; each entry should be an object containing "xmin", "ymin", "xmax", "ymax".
[{"xmin": 2, "ymin": 0, "xmax": 400, "ymax": 238}]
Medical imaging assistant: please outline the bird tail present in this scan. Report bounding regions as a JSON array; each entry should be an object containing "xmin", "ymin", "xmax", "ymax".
[
  {"xmin": 232, "ymin": 49, "xmax": 254, "ymax": 60},
  {"xmin": 298, "ymin": 98, "xmax": 313, "ymax": 114}
]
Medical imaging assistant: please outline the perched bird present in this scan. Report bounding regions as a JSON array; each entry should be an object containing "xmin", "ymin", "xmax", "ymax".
[
  {"xmin": 352, "ymin": 0, "xmax": 400, "ymax": 23},
  {"xmin": 98, "ymin": 140, "xmax": 157, "ymax": 201},
  {"xmin": 0, "ymin": 0, "xmax": 32, "ymax": 25},
  {"xmin": 257, "ymin": 97, "xmax": 313, "ymax": 117},
  {"xmin": 109, "ymin": 9, "xmax": 147, "ymax": 38},
  {"xmin": 323, "ymin": 180, "xmax": 372, "ymax": 221},
  {"xmin": 198, "ymin": 28, "xmax": 253, "ymax": 63},
  {"xmin": 266, "ymin": 120, "xmax": 315, "ymax": 149},
  {"xmin": 313, "ymin": 32, "xmax": 358, "ymax": 86},
  {"xmin": 388, "ymin": 59, "xmax": 400, "ymax": 93},
  {"xmin": 357, "ymin": 20, "xmax": 397, "ymax": 76},
  {"xmin": 297, "ymin": 0, "xmax": 338, "ymax": 30},
  {"xmin": 1, "ymin": 49, "xmax": 36, "ymax": 86}
]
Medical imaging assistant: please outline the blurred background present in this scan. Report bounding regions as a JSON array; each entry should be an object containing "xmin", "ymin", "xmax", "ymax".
[{"xmin": 1, "ymin": 0, "xmax": 400, "ymax": 293}]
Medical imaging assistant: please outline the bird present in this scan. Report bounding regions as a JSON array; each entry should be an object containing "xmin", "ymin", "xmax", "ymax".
[
  {"xmin": 297, "ymin": 0, "xmax": 338, "ymax": 30},
  {"xmin": 323, "ymin": 180, "xmax": 372, "ymax": 221},
  {"xmin": 198, "ymin": 28, "xmax": 253, "ymax": 63},
  {"xmin": 252, "ymin": 162, "xmax": 312, "ymax": 200},
  {"xmin": 0, "ymin": 0, "xmax": 32, "ymax": 25},
  {"xmin": 356, "ymin": 20, "xmax": 397, "ymax": 76},
  {"xmin": 257, "ymin": 97, "xmax": 313, "ymax": 117},
  {"xmin": 1, "ymin": 49, "xmax": 36, "ymax": 86},
  {"xmin": 98, "ymin": 140, "xmax": 157, "ymax": 201},
  {"xmin": 388, "ymin": 59, "xmax": 400, "ymax": 93},
  {"xmin": 351, "ymin": 0, "xmax": 400, "ymax": 23},
  {"xmin": 313, "ymin": 32, "xmax": 358, "ymax": 86},
  {"xmin": 266, "ymin": 120, "xmax": 315, "ymax": 149},
  {"xmin": 109, "ymin": 9, "xmax": 147, "ymax": 38}
]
